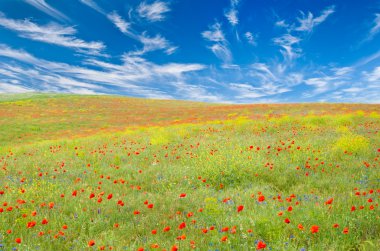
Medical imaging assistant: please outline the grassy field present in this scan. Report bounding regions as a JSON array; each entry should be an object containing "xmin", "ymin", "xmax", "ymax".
[{"xmin": 0, "ymin": 94, "xmax": 379, "ymax": 251}]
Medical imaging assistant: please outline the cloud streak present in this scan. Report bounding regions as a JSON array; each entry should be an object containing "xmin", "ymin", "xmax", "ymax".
[
  {"xmin": 24, "ymin": 0, "xmax": 70, "ymax": 22},
  {"xmin": 137, "ymin": 1, "xmax": 170, "ymax": 22},
  {"xmin": 202, "ymin": 22, "xmax": 232, "ymax": 63},
  {"xmin": 0, "ymin": 13, "xmax": 105, "ymax": 54}
]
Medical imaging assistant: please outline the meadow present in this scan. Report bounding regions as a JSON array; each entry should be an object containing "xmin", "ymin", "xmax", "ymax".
[{"xmin": 0, "ymin": 94, "xmax": 379, "ymax": 251}]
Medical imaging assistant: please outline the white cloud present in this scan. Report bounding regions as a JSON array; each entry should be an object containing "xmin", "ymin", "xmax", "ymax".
[
  {"xmin": 225, "ymin": 0, "xmax": 240, "ymax": 26},
  {"xmin": 103, "ymin": 11, "xmax": 176, "ymax": 55},
  {"xmin": 245, "ymin": 32, "xmax": 257, "ymax": 46},
  {"xmin": 365, "ymin": 66, "xmax": 380, "ymax": 82},
  {"xmin": 273, "ymin": 34, "xmax": 301, "ymax": 62},
  {"xmin": 209, "ymin": 44, "xmax": 232, "ymax": 63},
  {"xmin": 0, "ymin": 82, "xmax": 33, "ymax": 93},
  {"xmin": 275, "ymin": 20, "xmax": 289, "ymax": 28},
  {"xmin": 369, "ymin": 13, "xmax": 380, "ymax": 38},
  {"xmin": 137, "ymin": 1, "xmax": 170, "ymax": 22},
  {"xmin": 202, "ymin": 23, "xmax": 226, "ymax": 42},
  {"xmin": 0, "ymin": 13, "xmax": 105, "ymax": 54},
  {"xmin": 107, "ymin": 12, "xmax": 132, "ymax": 35},
  {"xmin": 225, "ymin": 8, "xmax": 238, "ymax": 26},
  {"xmin": 202, "ymin": 22, "xmax": 232, "ymax": 63},
  {"xmin": 136, "ymin": 32, "xmax": 177, "ymax": 55},
  {"xmin": 24, "ymin": 0, "xmax": 69, "ymax": 22},
  {"xmin": 295, "ymin": 6, "xmax": 335, "ymax": 32},
  {"xmin": 79, "ymin": 0, "xmax": 106, "ymax": 15},
  {"xmin": 0, "ymin": 44, "xmax": 205, "ymax": 99}
]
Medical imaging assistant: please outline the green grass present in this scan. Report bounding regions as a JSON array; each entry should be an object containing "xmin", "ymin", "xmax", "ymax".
[{"xmin": 0, "ymin": 95, "xmax": 379, "ymax": 250}]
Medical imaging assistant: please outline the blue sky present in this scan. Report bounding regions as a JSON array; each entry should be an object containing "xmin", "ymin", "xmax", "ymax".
[{"xmin": 0, "ymin": 0, "xmax": 379, "ymax": 103}]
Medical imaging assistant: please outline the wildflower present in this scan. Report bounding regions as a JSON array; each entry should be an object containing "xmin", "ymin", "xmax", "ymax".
[
  {"xmin": 310, "ymin": 225, "xmax": 319, "ymax": 233},
  {"xmin": 256, "ymin": 241, "xmax": 266, "ymax": 249}
]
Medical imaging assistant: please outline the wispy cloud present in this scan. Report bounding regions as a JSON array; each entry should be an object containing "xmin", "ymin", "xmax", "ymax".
[
  {"xmin": 0, "ymin": 44, "xmax": 205, "ymax": 99},
  {"xmin": 202, "ymin": 22, "xmax": 232, "ymax": 63},
  {"xmin": 137, "ymin": 1, "xmax": 170, "ymax": 22},
  {"xmin": 369, "ymin": 13, "xmax": 380, "ymax": 39},
  {"xmin": 79, "ymin": 0, "xmax": 106, "ymax": 15},
  {"xmin": 295, "ymin": 6, "xmax": 335, "ymax": 32},
  {"xmin": 107, "ymin": 11, "xmax": 132, "ymax": 35},
  {"xmin": 0, "ymin": 13, "xmax": 105, "ymax": 55},
  {"xmin": 224, "ymin": 0, "xmax": 240, "ymax": 27},
  {"xmin": 135, "ymin": 33, "xmax": 177, "ymax": 55},
  {"xmin": 273, "ymin": 34, "xmax": 301, "ymax": 62},
  {"xmin": 245, "ymin": 32, "xmax": 257, "ymax": 46},
  {"xmin": 24, "ymin": 0, "xmax": 70, "ymax": 22},
  {"xmin": 0, "ymin": 81, "xmax": 33, "ymax": 93},
  {"xmin": 365, "ymin": 66, "xmax": 380, "ymax": 82}
]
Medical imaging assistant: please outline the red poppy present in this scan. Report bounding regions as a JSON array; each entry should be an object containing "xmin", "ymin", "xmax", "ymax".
[
  {"xmin": 343, "ymin": 227, "xmax": 349, "ymax": 234},
  {"xmin": 15, "ymin": 238, "xmax": 21, "ymax": 244},
  {"xmin": 256, "ymin": 241, "xmax": 266, "ymax": 249},
  {"xmin": 258, "ymin": 195, "xmax": 265, "ymax": 202},
  {"xmin": 221, "ymin": 236, "xmax": 228, "ymax": 242},
  {"xmin": 171, "ymin": 245, "xmax": 179, "ymax": 251},
  {"xmin": 325, "ymin": 198, "xmax": 333, "ymax": 205},
  {"xmin": 237, "ymin": 205, "xmax": 244, "ymax": 212},
  {"xmin": 27, "ymin": 221, "xmax": 36, "ymax": 228},
  {"xmin": 88, "ymin": 240, "xmax": 95, "ymax": 246},
  {"xmin": 178, "ymin": 222, "xmax": 186, "ymax": 229},
  {"xmin": 310, "ymin": 225, "xmax": 319, "ymax": 233}
]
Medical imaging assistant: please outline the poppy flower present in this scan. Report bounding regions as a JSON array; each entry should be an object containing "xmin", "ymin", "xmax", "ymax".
[
  {"xmin": 258, "ymin": 195, "xmax": 265, "ymax": 202},
  {"xmin": 237, "ymin": 205, "xmax": 244, "ymax": 212},
  {"xmin": 41, "ymin": 218, "xmax": 48, "ymax": 225},
  {"xmin": 256, "ymin": 241, "xmax": 266, "ymax": 249},
  {"xmin": 178, "ymin": 222, "xmax": 186, "ymax": 229},
  {"xmin": 27, "ymin": 221, "xmax": 36, "ymax": 228},
  {"xmin": 15, "ymin": 238, "xmax": 21, "ymax": 244},
  {"xmin": 284, "ymin": 218, "xmax": 290, "ymax": 224},
  {"xmin": 221, "ymin": 236, "xmax": 228, "ymax": 242},
  {"xmin": 325, "ymin": 198, "xmax": 333, "ymax": 205},
  {"xmin": 179, "ymin": 193, "xmax": 187, "ymax": 198},
  {"xmin": 171, "ymin": 245, "xmax": 179, "ymax": 251},
  {"xmin": 88, "ymin": 240, "xmax": 95, "ymax": 246},
  {"xmin": 343, "ymin": 227, "xmax": 349, "ymax": 234},
  {"xmin": 310, "ymin": 225, "xmax": 319, "ymax": 233}
]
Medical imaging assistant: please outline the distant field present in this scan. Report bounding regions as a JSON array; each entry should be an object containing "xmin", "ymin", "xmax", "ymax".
[{"xmin": 0, "ymin": 94, "xmax": 379, "ymax": 250}]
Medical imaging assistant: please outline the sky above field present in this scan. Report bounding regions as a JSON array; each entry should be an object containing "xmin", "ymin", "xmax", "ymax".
[{"xmin": 0, "ymin": 0, "xmax": 379, "ymax": 103}]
